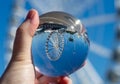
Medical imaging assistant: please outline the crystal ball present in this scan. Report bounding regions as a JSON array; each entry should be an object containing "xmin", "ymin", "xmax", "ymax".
[{"xmin": 32, "ymin": 11, "xmax": 90, "ymax": 77}]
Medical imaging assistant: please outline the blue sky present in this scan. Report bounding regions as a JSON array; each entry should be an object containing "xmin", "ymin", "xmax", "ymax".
[
  {"xmin": 0, "ymin": 0, "xmax": 13, "ymax": 75},
  {"xmin": 0, "ymin": 0, "xmax": 116, "ymax": 83}
]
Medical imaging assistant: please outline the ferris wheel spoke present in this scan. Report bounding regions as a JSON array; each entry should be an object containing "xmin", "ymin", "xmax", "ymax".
[
  {"xmin": 48, "ymin": 42, "xmax": 54, "ymax": 46},
  {"xmin": 59, "ymin": 47, "xmax": 63, "ymax": 51},
  {"xmin": 57, "ymin": 49, "xmax": 62, "ymax": 54},
  {"xmin": 47, "ymin": 47, "xmax": 54, "ymax": 51},
  {"xmin": 45, "ymin": 31, "xmax": 64, "ymax": 61}
]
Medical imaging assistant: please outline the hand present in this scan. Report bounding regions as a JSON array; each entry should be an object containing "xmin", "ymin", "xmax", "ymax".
[{"xmin": 0, "ymin": 9, "xmax": 72, "ymax": 84}]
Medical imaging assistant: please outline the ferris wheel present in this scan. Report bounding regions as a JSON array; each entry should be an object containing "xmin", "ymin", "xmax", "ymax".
[
  {"xmin": 45, "ymin": 31, "xmax": 64, "ymax": 61},
  {"xmin": 6, "ymin": 0, "xmax": 118, "ymax": 84}
]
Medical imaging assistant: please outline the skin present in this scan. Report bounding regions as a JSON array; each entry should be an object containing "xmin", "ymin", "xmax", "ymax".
[{"xmin": 0, "ymin": 9, "xmax": 72, "ymax": 84}]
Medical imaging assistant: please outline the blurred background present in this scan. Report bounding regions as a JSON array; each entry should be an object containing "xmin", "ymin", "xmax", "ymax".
[{"xmin": 0, "ymin": 0, "xmax": 120, "ymax": 84}]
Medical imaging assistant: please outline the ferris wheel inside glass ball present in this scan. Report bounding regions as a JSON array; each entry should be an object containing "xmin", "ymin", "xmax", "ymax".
[{"xmin": 32, "ymin": 11, "xmax": 90, "ymax": 77}]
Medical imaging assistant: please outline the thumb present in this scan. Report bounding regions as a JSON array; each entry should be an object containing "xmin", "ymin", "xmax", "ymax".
[{"xmin": 12, "ymin": 9, "xmax": 39, "ymax": 62}]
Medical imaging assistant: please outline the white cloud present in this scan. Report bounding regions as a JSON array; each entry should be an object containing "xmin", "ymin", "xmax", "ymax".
[
  {"xmin": 90, "ymin": 41, "xmax": 112, "ymax": 58},
  {"xmin": 28, "ymin": 0, "xmax": 96, "ymax": 16},
  {"xmin": 4, "ymin": 52, "xmax": 12, "ymax": 66},
  {"xmin": 82, "ymin": 14, "xmax": 115, "ymax": 27}
]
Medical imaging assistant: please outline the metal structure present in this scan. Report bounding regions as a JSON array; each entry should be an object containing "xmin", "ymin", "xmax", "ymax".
[
  {"xmin": 107, "ymin": 0, "xmax": 120, "ymax": 83},
  {"xmin": 46, "ymin": 31, "xmax": 64, "ymax": 61},
  {"xmin": 5, "ymin": 0, "xmax": 117, "ymax": 83}
]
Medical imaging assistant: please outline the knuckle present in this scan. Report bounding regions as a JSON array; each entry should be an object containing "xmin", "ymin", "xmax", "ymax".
[
  {"xmin": 16, "ymin": 24, "xmax": 26, "ymax": 35},
  {"xmin": 17, "ymin": 27, "xmax": 24, "ymax": 34}
]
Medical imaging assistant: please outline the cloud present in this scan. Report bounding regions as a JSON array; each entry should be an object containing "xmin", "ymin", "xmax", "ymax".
[
  {"xmin": 29, "ymin": 0, "xmax": 96, "ymax": 16},
  {"xmin": 4, "ymin": 51, "xmax": 12, "ymax": 66}
]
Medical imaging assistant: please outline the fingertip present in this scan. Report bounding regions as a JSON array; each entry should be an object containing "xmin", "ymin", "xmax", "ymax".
[
  {"xmin": 26, "ymin": 9, "xmax": 39, "ymax": 36},
  {"xmin": 17, "ymin": 9, "xmax": 39, "ymax": 37},
  {"xmin": 59, "ymin": 76, "xmax": 72, "ymax": 84},
  {"xmin": 27, "ymin": 9, "xmax": 39, "ymax": 25}
]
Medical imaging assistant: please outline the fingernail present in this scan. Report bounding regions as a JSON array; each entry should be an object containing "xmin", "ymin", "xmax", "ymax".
[
  {"xmin": 26, "ymin": 9, "xmax": 39, "ymax": 27},
  {"xmin": 26, "ymin": 10, "xmax": 35, "ymax": 20}
]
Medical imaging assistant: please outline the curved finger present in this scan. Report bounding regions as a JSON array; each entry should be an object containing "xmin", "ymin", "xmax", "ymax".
[{"xmin": 59, "ymin": 76, "xmax": 72, "ymax": 84}]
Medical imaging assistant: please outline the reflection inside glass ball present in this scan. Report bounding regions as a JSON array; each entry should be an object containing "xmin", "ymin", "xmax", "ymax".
[{"xmin": 32, "ymin": 12, "xmax": 89, "ymax": 77}]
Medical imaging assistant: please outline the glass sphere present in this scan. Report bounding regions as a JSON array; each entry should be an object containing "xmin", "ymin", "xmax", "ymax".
[{"xmin": 32, "ymin": 11, "xmax": 90, "ymax": 77}]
